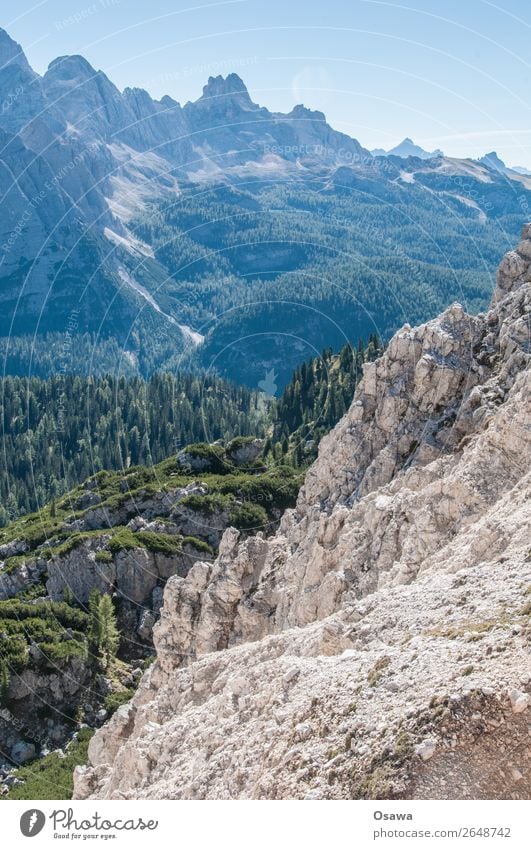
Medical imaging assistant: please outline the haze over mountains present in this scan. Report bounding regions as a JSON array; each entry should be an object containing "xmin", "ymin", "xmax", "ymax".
[{"xmin": 1, "ymin": 26, "xmax": 530, "ymax": 386}]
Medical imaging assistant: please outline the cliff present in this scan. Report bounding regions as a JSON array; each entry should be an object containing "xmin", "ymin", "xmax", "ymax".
[{"xmin": 74, "ymin": 228, "xmax": 531, "ymax": 800}]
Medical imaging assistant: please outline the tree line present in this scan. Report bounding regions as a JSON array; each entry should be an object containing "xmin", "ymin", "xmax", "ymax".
[{"xmin": 0, "ymin": 371, "xmax": 265, "ymax": 524}]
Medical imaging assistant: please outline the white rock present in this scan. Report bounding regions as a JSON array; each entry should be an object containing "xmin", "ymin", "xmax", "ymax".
[
  {"xmin": 415, "ymin": 740, "xmax": 437, "ymax": 761},
  {"xmin": 508, "ymin": 689, "xmax": 530, "ymax": 714}
]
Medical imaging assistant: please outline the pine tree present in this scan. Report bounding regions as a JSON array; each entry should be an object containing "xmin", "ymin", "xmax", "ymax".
[
  {"xmin": 88, "ymin": 589, "xmax": 102, "ymax": 662},
  {"xmin": 63, "ymin": 585, "xmax": 75, "ymax": 606},
  {"xmin": 98, "ymin": 594, "xmax": 120, "ymax": 670},
  {"xmin": 0, "ymin": 661, "xmax": 10, "ymax": 706}
]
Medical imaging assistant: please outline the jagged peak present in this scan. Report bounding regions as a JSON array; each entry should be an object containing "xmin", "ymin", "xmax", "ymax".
[
  {"xmin": 123, "ymin": 86, "xmax": 154, "ymax": 103},
  {"xmin": 196, "ymin": 72, "xmax": 258, "ymax": 109},
  {"xmin": 159, "ymin": 94, "xmax": 181, "ymax": 109},
  {"xmin": 45, "ymin": 54, "xmax": 102, "ymax": 82},
  {"xmin": 0, "ymin": 27, "xmax": 33, "ymax": 73},
  {"xmin": 479, "ymin": 150, "xmax": 506, "ymax": 172},
  {"xmin": 288, "ymin": 103, "xmax": 326, "ymax": 122},
  {"xmin": 201, "ymin": 72, "xmax": 248, "ymax": 96}
]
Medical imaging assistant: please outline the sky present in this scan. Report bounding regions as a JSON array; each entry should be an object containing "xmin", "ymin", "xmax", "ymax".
[{"xmin": 2, "ymin": 0, "xmax": 531, "ymax": 167}]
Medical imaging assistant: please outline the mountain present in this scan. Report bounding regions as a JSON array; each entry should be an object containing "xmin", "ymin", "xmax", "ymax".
[
  {"xmin": 75, "ymin": 226, "xmax": 531, "ymax": 800},
  {"xmin": 478, "ymin": 151, "xmax": 507, "ymax": 172},
  {"xmin": 0, "ymin": 26, "xmax": 369, "ymax": 369},
  {"xmin": 1, "ymin": 27, "xmax": 531, "ymax": 387},
  {"xmin": 512, "ymin": 165, "xmax": 531, "ymax": 176},
  {"xmin": 372, "ymin": 137, "xmax": 443, "ymax": 159}
]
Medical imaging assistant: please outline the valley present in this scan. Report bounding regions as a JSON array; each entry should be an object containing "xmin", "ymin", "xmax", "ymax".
[
  {"xmin": 0, "ymin": 17, "xmax": 529, "ymax": 806},
  {"xmin": 1, "ymin": 26, "xmax": 530, "ymax": 386}
]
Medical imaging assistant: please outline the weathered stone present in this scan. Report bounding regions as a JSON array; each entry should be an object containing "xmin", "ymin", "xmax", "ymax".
[
  {"xmin": 508, "ymin": 689, "xmax": 530, "ymax": 714},
  {"xmin": 10, "ymin": 741, "xmax": 36, "ymax": 764}
]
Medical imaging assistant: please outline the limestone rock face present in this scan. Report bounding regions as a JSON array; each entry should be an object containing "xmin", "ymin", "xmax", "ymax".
[
  {"xmin": 0, "ymin": 655, "xmax": 91, "ymax": 761},
  {"xmin": 75, "ymin": 229, "xmax": 531, "ymax": 800}
]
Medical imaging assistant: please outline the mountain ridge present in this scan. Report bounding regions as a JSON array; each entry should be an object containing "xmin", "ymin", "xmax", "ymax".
[
  {"xmin": 1, "ymin": 26, "xmax": 531, "ymax": 388},
  {"xmin": 74, "ymin": 227, "xmax": 531, "ymax": 800},
  {"xmin": 372, "ymin": 137, "xmax": 443, "ymax": 159}
]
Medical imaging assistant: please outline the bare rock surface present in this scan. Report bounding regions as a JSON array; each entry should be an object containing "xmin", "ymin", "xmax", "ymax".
[{"xmin": 75, "ymin": 229, "xmax": 531, "ymax": 800}]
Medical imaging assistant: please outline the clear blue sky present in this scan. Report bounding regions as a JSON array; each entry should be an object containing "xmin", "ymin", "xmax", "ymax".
[{"xmin": 2, "ymin": 0, "xmax": 531, "ymax": 166}]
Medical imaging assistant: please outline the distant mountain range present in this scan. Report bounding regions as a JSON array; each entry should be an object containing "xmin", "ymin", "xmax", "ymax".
[
  {"xmin": 1, "ymin": 27, "xmax": 530, "ymax": 386},
  {"xmin": 371, "ymin": 137, "xmax": 443, "ymax": 159}
]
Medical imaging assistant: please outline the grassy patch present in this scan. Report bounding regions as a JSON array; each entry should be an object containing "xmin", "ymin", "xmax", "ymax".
[{"xmin": 181, "ymin": 536, "xmax": 214, "ymax": 555}]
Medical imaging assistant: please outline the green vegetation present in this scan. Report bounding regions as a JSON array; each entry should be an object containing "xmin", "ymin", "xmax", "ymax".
[
  {"xmin": 0, "ymin": 600, "xmax": 89, "ymax": 673},
  {"xmin": 0, "ymin": 371, "xmax": 266, "ymax": 522},
  {"xmin": 178, "ymin": 492, "xmax": 231, "ymax": 515},
  {"xmin": 229, "ymin": 503, "xmax": 269, "ymax": 531},
  {"xmin": 134, "ymin": 531, "xmax": 186, "ymax": 556},
  {"xmin": 104, "ymin": 687, "xmax": 135, "ymax": 716},
  {"xmin": 179, "ymin": 442, "xmax": 228, "ymax": 473},
  {"xmin": 132, "ymin": 179, "xmax": 522, "ymax": 389},
  {"xmin": 1, "ymin": 728, "xmax": 94, "ymax": 800},
  {"xmin": 269, "ymin": 339, "xmax": 381, "ymax": 466},
  {"xmin": 182, "ymin": 536, "xmax": 214, "ymax": 555},
  {"xmin": 0, "ymin": 333, "xmax": 378, "ymax": 530},
  {"xmin": 0, "ymin": 660, "xmax": 9, "ymax": 706},
  {"xmin": 88, "ymin": 591, "xmax": 120, "ymax": 670}
]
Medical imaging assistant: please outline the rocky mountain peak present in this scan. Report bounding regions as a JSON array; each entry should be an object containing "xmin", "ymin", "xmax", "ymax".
[
  {"xmin": 386, "ymin": 137, "xmax": 443, "ymax": 159},
  {"xmin": 46, "ymin": 53, "xmax": 98, "ymax": 81},
  {"xmin": 196, "ymin": 72, "xmax": 257, "ymax": 110},
  {"xmin": 159, "ymin": 94, "xmax": 181, "ymax": 109},
  {"xmin": 0, "ymin": 27, "xmax": 32, "ymax": 72},
  {"xmin": 75, "ymin": 229, "xmax": 531, "ymax": 801},
  {"xmin": 479, "ymin": 150, "xmax": 507, "ymax": 172},
  {"xmin": 288, "ymin": 103, "xmax": 326, "ymax": 122},
  {"xmin": 202, "ymin": 72, "xmax": 249, "ymax": 97}
]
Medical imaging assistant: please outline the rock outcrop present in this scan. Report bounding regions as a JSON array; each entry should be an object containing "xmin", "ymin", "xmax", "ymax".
[{"xmin": 75, "ymin": 230, "xmax": 531, "ymax": 800}]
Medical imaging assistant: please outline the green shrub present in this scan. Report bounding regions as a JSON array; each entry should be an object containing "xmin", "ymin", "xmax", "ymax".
[
  {"xmin": 179, "ymin": 492, "xmax": 232, "ymax": 515},
  {"xmin": 107, "ymin": 527, "xmax": 140, "ymax": 554},
  {"xmin": 104, "ymin": 688, "xmax": 135, "ymax": 715},
  {"xmin": 229, "ymin": 503, "xmax": 269, "ymax": 531},
  {"xmin": 180, "ymin": 443, "xmax": 229, "ymax": 474},
  {"xmin": 0, "ymin": 599, "xmax": 89, "ymax": 672},
  {"xmin": 38, "ymin": 639, "xmax": 87, "ymax": 665},
  {"xmin": 181, "ymin": 536, "xmax": 214, "ymax": 555},
  {"xmin": 135, "ymin": 531, "xmax": 183, "ymax": 556}
]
